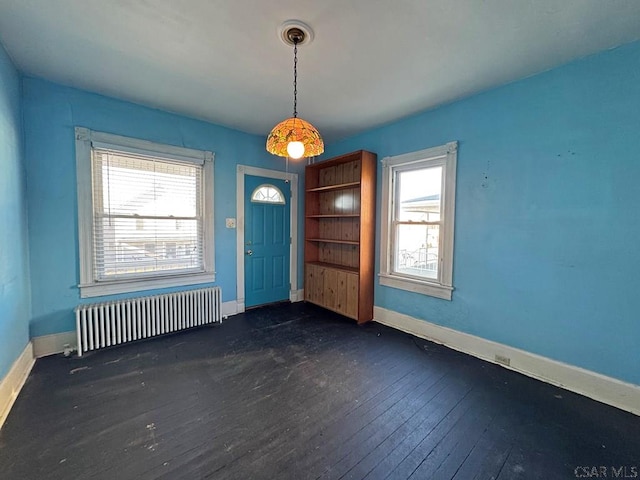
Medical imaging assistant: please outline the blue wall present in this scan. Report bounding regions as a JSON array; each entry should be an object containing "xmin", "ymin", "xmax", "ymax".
[
  {"xmin": 22, "ymin": 77, "xmax": 305, "ymax": 338},
  {"xmin": 0, "ymin": 45, "xmax": 31, "ymax": 379},
  {"xmin": 324, "ymin": 41, "xmax": 640, "ymax": 385},
  {"xmin": 15, "ymin": 40, "xmax": 640, "ymax": 386}
]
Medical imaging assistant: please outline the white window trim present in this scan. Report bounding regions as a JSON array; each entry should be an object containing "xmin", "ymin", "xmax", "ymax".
[
  {"xmin": 75, "ymin": 127, "xmax": 215, "ymax": 298},
  {"xmin": 379, "ymin": 141, "xmax": 457, "ymax": 300}
]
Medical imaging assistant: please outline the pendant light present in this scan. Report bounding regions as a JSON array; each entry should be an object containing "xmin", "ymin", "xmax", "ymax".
[{"xmin": 266, "ymin": 21, "xmax": 324, "ymax": 159}]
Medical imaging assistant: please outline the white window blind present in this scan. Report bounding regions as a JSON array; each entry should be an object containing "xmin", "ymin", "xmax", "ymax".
[{"xmin": 91, "ymin": 148, "xmax": 204, "ymax": 281}]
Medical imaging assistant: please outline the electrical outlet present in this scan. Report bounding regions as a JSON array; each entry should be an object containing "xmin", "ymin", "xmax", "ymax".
[
  {"xmin": 225, "ymin": 218, "xmax": 236, "ymax": 229},
  {"xmin": 495, "ymin": 354, "xmax": 511, "ymax": 366}
]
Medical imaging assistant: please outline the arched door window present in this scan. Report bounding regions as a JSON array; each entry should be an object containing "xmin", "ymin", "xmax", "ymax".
[{"xmin": 250, "ymin": 184, "xmax": 286, "ymax": 204}]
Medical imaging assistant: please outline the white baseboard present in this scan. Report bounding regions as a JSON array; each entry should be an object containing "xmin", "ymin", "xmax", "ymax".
[
  {"xmin": 222, "ymin": 300, "xmax": 240, "ymax": 318},
  {"xmin": 0, "ymin": 342, "xmax": 35, "ymax": 430},
  {"xmin": 374, "ymin": 306, "xmax": 640, "ymax": 416},
  {"xmin": 228, "ymin": 293, "xmax": 302, "ymax": 315},
  {"xmin": 32, "ymin": 331, "xmax": 77, "ymax": 358},
  {"xmin": 290, "ymin": 289, "xmax": 304, "ymax": 303}
]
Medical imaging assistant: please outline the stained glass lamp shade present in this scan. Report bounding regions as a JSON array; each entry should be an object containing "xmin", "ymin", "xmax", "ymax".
[
  {"xmin": 266, "ymin": 116, "xmax": 324, "ymax": 158},
  {"xmin": 266, "ymin": 23, "xmax": 324, "ymax": 160}
]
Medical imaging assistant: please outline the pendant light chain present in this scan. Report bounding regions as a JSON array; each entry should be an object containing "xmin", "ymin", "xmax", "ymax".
[
  {"xmin": 265, "ymin": 21, "xmax": 324, "ymax": 158},
  {"xmin": 293, "ymin": 39, "xmax": 298, "ymax": 118}
]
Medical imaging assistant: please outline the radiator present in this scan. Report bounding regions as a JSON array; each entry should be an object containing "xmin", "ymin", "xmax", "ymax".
[{"xmin": 75, "ymin": 287, "xmax": 222, "ymax": 356}]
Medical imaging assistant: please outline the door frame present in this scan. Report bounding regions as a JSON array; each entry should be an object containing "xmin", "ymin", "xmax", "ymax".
[{"xmin": 236, "ymin": 165, "xmax": 299, "ymax": 313}]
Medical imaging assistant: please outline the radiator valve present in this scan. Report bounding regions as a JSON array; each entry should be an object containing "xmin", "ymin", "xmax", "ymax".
[{"xmin": 63, "ymin": 344, "xmax": 75, "ymax": 357}]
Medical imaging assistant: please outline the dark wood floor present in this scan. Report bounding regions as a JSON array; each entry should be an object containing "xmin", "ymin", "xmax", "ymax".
[{"xmin": 1, "ymin": 303, "xmax": 638, "ymax": 479}]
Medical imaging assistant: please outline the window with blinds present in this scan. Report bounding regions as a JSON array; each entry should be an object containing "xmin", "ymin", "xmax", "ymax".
[
  {"xmin": 92, "ymin": 149, "xmax": 204, "ymax": 280},
  {"xmin": 75, "ymin": 127, "xmax": 215, "ymax": 298}
]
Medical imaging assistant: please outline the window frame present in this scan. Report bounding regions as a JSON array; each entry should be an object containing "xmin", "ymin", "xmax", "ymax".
[
  {"xmin": 379, "ymin": 141, "xmax": 457, "ymax": 300},
  {"xmin": 75, "ymin": 127, "xmax": 215, "ymax": 298}
]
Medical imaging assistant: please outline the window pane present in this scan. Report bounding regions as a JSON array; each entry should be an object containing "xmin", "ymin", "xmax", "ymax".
[
  {"xmin": 394, "ymin": 223, "xmax": 439, "ymax": 279},
  {"xmin": 95, "ymin": 152, "xmax": 199, "ymax": 218},
  {"xmin": 95, "ymin": 217, "xmax": 201, "ymax": 279},
  {"xmin": 92, "ymin": 149, "xmax": 203, "ymax": 281},
  {"xmin": 251, "ymin": 184, "xmax": 285, "ymax": 204},
  {"xmin": 396, "ymin": 166, "xmax": 442, "ymax": 222}
]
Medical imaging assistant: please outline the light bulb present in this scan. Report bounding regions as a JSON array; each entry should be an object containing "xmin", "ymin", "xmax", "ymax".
[{"xmin": 287, "ymin": 141, "xmax": 305, "ymax": 159}]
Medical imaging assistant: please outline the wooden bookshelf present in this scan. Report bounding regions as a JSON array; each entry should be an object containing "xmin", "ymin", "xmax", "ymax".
[{"xmin": 304, "ymin": 150, "xmax": 376, "ymax": 324}]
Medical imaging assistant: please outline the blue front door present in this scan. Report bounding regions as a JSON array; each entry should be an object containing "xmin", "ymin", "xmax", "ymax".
[{"xmin": 244, "ymin": 175, "xmax": 291, "ymax": 308}]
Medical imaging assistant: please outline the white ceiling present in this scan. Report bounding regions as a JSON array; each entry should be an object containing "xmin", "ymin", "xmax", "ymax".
[{"xmin": 1, "ymin": 0, "xmax": 640, "ymax": 142}]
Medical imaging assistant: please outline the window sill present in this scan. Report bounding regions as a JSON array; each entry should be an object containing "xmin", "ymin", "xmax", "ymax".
[
  {"xmin": 378, "ymin": 273, "xmax": 453, "ymax": 300},
  {"xmin": 79, "ymin": 272, "xmax": 216, "ymax": 298}
]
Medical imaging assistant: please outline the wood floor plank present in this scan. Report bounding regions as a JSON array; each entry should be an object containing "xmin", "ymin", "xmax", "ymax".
[
  {"xmin": 407, "ymin": 391, "xmax": 496, "ymax": 479},
  {"xmin": 141, "ymin": 315, "xmax": 422, "ymax": 480},
  {"xmin": 150, "ymin": 335, "xmax": 419, "ymax": 479},
  {"xmin": 363, "ymin": 384, "xmax": 478, "ymax": 480},
  {"xmin": 0, "ymin": 302, "xmax": 638, "ymax": 480},
  {"xmin": 451, "ymin": 404, "xmax": 515, "ymax": 480},
  {"xmin": 232, "ymin": 365, "xmax": 432, "ymax": 480},
  {"xmin": 342, "ymin": 377, "xmax": 469, "ymax": 480},
  {"xmin": 315, "ymin": 372, "xmax": 450, "ymax": 480}
]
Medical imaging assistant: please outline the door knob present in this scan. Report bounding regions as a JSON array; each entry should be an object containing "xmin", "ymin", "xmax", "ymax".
[{"xmin": 246, "ymin": 249, "xmax": 253, "ymax": 256}]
